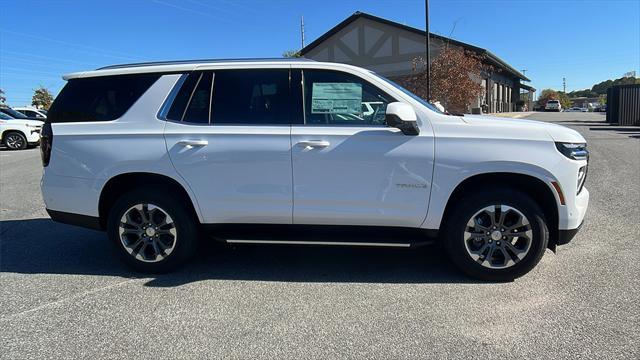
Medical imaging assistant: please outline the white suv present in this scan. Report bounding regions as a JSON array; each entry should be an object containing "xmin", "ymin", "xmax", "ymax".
[
  {"xmin": 0, "ymin": 112, "xmax": 43, "ymax": 149},
  {"xmin": 545, "ymin": 100, "xmax": 562, "ymax": 112},
  {"xmin": 13, "ymin": 107, "xmax": 47, "ymax": 119},
  {"xmin": 40, "ymin": 59, "xmax": 589, "ymax": 280}
]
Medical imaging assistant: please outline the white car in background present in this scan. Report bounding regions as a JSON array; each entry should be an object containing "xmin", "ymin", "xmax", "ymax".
[
  {"xmin": 13, "ymin": 107, "xmax": 47, "ymax": 119},
  {"xmin": 545, "ymin": 100, "xmax": 562, "ymax": 112},
  {"xmin": 565, "ymin": 107, "xmax": 582, "ymax": 112},
  {"xmin": 0, "ymin": 112, "xmax": 43, "ymax": 150}
]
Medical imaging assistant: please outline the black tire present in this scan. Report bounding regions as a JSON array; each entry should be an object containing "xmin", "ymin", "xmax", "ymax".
[
  {"xmin": 444, "ymin": 189, "xmax": 549, "ymax": 281},
  {"xmin": 4, "ymin": 131, "xmax": 27, "ymax": 150},
  {"xmin": 107, "ymin": 188, "xmax": 199, "ymax": 273}
]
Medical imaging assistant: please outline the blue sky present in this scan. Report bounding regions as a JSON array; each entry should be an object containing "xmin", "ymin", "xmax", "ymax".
[{"xmin": 1, "ymin": 0, "xmax": 638, "ymax": 106}]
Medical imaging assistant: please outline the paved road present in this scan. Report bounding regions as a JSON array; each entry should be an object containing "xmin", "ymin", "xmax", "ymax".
[{"xmin": 1, "ymin": 112, "xmax": 638, "ymax": 359}]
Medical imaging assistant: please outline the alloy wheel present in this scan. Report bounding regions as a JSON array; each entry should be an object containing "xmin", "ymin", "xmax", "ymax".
[
  {"xmin": 5, "ymin": 134, "xmax": 25, "ymax": 149},
  {"xmin": 463, "ymin": 205, "xmax": 533, "ymax": 269},
  {"xmin": 119, "ymin": 203, "xmax": 177, "ymax": 263}
]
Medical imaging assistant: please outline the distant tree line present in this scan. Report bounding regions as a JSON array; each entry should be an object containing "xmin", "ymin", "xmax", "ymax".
[{"xmin": 567, "ymin": 76, "xmax": 639, "ymax": 98}]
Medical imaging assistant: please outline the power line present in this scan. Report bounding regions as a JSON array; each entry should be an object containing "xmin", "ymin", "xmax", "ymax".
[{"xmin": 0, "ymin": 30, "xmax": 141, "ymax": 61}]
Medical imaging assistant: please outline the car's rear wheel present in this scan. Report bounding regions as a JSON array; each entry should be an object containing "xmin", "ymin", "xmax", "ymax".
[
  {"xmin": 107, "ymin": 188, "xmax": 198, "ymax": 273},
  {"xmin": 4, "ymin": 132, "xmax": 27, "ymax": 150},
  {"xmin": 444, "ymin": 189, "xmax": 548, "ymax": 281}
]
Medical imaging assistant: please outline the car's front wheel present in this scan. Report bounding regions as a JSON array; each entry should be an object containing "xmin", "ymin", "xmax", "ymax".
[
  {"xmin": 107, "ymin": 188, "xmax": 199, "ymax": 273},
  {"xmin": 444, "ymin": 189, "xmax": 549, "ymax": 281},
  {"xmin": 4, "ymin": 131, "xmax": 27, "ymax": 150}
]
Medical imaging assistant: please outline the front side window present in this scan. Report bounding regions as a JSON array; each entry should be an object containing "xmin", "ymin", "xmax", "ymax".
[
  {"xmin": 25, "ymin": 110, "xmax": 44, "ymax": 118},
  {"xmin": 302, "ymin": 70, "xmax": 394, "ymax": 126}
]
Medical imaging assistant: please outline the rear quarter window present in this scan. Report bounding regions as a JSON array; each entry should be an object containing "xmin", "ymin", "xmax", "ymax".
[{"xmin": 47, "ymin": 74, "xmax": 160, "ymax": 123}]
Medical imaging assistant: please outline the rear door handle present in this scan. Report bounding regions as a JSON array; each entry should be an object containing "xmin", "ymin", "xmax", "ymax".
[
  {"xmin": 296, "ymin": 140, "xmax": 330, "ymax": 149},
  {"xmin": 178, "ymin": 139, "xmax": 208, "ymax": 147}
]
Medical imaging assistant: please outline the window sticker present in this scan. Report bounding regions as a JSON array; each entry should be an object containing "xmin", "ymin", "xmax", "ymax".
[{"xmin": 311, "ymin": 83, "xmax": 362, "ymax": 114}]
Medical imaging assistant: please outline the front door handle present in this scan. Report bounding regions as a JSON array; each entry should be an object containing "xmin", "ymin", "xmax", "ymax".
[
  {"xmin": 296, "ymin": 140, "xmax": 330, "ymax": 149},
  {"xmin": 178, "ymin": 139, "xmax": 208, "ymax": 147}
]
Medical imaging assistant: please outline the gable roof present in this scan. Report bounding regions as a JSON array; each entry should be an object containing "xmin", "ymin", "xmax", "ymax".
[{"xmin": 300, "ymin": 11, "xmax": 530, "ymax": 82}]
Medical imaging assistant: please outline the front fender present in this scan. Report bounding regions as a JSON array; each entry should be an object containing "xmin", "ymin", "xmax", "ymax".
[{"xmin": 421, "ymin": 160, "xmax": 561, "ymax": 230}]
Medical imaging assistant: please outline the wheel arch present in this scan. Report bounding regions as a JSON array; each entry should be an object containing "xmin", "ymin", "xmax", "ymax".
[
  {"xmin": 439, "ymin": 172, "xmax": 560, "ymax": 250},
  {"xmin": 98, "ymin": 172, "xmax": 202, "ymax": 230},
  {"xmin": 1, "ymin": 129, "xmax": 27, "ymax": 142}
]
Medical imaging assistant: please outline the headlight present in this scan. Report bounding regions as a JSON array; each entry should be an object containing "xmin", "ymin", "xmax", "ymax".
[
  {"xmin": 25, "ymin": 124, "xmax": 41, "ymax": 129},
  {"xmin": 555, "ymin": 142, "xmax": 588, "ymax": 161}
]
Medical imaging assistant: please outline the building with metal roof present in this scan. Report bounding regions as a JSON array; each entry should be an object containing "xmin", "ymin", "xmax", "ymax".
[{"xmin": 300, "ymin": 12, "xmax": 534, "ymax": 113}]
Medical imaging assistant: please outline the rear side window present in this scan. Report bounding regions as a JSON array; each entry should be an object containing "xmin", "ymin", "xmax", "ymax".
[
  {"xmin": 165, "ymin": 69, "xmax": 291, "ymax": 125},
  {"xmin": 182, "ymin": 72, "xmax": 213, "ymax": 124},
  {"xmin": 48, "ymin": 74, "xmax": 160, "ymax": 123},
  {"xmin": 212, "ymin": 69, "xmax": 290, "ymax": 125}
]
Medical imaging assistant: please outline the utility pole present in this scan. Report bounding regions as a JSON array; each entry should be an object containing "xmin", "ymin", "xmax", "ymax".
[
  {"xmin": 300, "ymin": 15, "xmax": 305, "ymax": 49},
  {"xmin": 425, "ymin": 0, "xmax": 431, "ymax": 101},
  {"xmin": 563, "ymin": 77, "xmax": 566, "ymax": 94}
]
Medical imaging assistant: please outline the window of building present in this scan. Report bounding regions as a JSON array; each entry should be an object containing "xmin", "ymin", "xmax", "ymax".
[{"xmin": 302, "ymin": 70, "xmax": 394, "ymax": 126}]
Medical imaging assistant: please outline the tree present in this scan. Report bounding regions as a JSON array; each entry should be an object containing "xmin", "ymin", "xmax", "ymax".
[
  {"xmin": 556, "ymin": 92, "xmax": 572, "ymax": 109},
  {"xmin": 282, "ymin": 50, "xmax": 301, "ymax": 58},
  {"xmin": 537, "ymin": 89, "xmax": 558, "ymax": 107},
  {"xmin": 31, "ymin": 87, "xmax": 54, "ymax": 110},
  {"xmin": 567, "ymin": 88, "xmax": 597, "ymax": 98},
  {"xmin": 0, "ymin": 89, "xmax": 6, "ymax": 105},
  {"xmin": 537, "ymin": 89, "xmax": 571, "ymax": 109},
  {"xmin": 394, "ymin": 47, "xmax": 488, "ymax": 113},
  {"xmin": 598, "ymin": 94, "xmax": 607, "ymax": 106}
]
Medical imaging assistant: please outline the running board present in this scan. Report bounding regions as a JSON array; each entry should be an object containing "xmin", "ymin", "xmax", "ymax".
[{"xmin": 225, "ymin": 239, "xmax": 412, "ymax": 247}]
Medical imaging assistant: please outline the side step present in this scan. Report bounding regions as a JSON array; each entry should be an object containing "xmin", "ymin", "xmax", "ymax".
[
  {"xmin": 225, "ymin": 239, "xmax": 412, "ymax": 247},
  {"xmin": 204, "ymin": 224, "xmax": 439, "ymax": 248}
]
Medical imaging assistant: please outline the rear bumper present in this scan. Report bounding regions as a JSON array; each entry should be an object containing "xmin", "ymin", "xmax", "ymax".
[{"xmin": 46, "ymin": 209, "xmax": 102, "ymax": 230}]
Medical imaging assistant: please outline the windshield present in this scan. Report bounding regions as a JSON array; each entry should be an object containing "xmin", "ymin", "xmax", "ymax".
[
  {"xmin": 372, "ymin": 73, "xmax": 445, "ymax": 114},
  {"xmin": 0, "ymin": 108, "xmax": 28, "ymax": 119},
  {"xmin": 0, "ymin": 112, "xmax": 13, "ymax": 120}
]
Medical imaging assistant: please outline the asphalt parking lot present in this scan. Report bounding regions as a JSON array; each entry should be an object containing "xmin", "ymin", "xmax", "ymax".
[{"xmin": 1, "ymin": 112, "xmax": 638, "ymax": 359}]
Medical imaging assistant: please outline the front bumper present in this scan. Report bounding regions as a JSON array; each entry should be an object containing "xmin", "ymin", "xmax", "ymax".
[
  {"xmin": 558, "ymin": 220, "xmax": 583, "ymax": 245},
  {"xmin": 26, "ymin": 128, "xmax": 41, "ymax": 143}
]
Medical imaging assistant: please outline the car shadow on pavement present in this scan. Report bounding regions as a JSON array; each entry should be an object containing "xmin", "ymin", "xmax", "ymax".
[{"xmin": 0, "ymin": 218, "xmax": 481, "ymax": 286}]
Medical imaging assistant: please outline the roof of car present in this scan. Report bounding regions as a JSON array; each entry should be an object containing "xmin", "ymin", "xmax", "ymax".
[{"xmin": 62, "ymin": 58, "xmax": 318, "ymax": 80}]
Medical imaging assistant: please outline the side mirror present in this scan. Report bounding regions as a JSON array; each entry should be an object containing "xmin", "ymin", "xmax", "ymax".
[{"xmin": 385, "ymin": 102, "xmax": 419, "ymax": 135}]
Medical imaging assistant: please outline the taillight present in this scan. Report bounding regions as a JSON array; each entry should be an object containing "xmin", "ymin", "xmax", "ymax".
[{"xmin": 40, "ymin": 122, "xmax": 53, "ymax": 167}]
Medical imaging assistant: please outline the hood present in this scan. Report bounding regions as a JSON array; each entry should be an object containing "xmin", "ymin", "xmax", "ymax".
[
  {"xmin": 4, "ymin": 119, "xmax": 44, "ymax": 127},
  {"xmin": 461, "ymin": 115, "xmax": 586, "ymax": 143}
]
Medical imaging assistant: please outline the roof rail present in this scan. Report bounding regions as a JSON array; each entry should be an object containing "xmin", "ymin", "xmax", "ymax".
[{"xmin": 97, "ymin": 58, "xmax": 314, "ymax": 70}]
